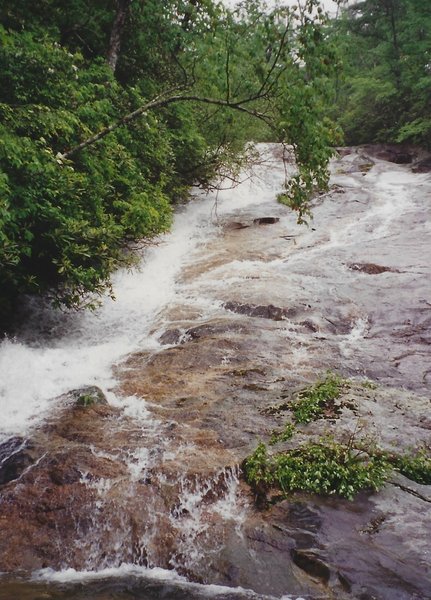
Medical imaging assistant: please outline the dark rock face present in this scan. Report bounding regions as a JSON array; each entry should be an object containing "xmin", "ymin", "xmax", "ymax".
[
  {"xmin": 222, "ymin": 217, "xmax": 280, "ymax": 230},
  {"xmin": 158, "ymin": 327, "xmax": 183, "ymax": 345},
  {"xmin": 0, "ymin": 438, "xmax": 35, "ymax": 485},
  {"xmin": 412, "ymin": 156, "xmax": 431, "ymax": 173},
  {"xmin": 348, "ymin": 263, "xmax": 397, "ymax": 275},
  {"xmin": 291, "ymin": 550, "xmax": 331, "ymax": 584},
  {"xmin": 262, "ymin": 489, "xmax": 431, "ymax": 600},
  {"xmin": 253, "ymin": 217, "xmax": 280, "ymax": 225},
  {"xmin": 363, "ymin": 143, "xmax": 415, "ymax": 164},
  {"xmin": 223, "ymin": 301, "xmax": 296, "ymax": 321}
]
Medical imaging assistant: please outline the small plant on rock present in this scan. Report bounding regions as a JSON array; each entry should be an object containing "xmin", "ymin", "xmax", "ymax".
[
  {"xmin": 244, "ymin": 436, "xmax": 392, "ymax": 501},
  {"xmin": 269, "ymin": 423, "xmax": 296, "ymax": 445},
  {"xmin": 292, "ymin": 372, "xmax": 345, "ymax": 424},
  {"xmin": 392, "ymin": 448, "xmax": 431, "ymax": 485},
  {"xmin": 77, "ymin": 394, "xmax": 96, "ymax": 408}
]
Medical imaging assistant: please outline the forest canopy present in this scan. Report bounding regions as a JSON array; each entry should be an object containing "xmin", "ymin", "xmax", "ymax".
[
  {"xmin": 332, "ymin": 0, "xmax": 431, "ymax": 147},
  {"xmin": 0, "ymin": 0, "xmax": 339, "ymax": 322}
]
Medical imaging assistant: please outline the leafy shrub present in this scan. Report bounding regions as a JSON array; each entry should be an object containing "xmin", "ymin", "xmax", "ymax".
[
  {"xmin": 244, "ymin": 438, "xmax": 391, "ymax": 501},
  {"xmin": 392, "ymin": 449, "xmax": 431, "ymax": 486}
]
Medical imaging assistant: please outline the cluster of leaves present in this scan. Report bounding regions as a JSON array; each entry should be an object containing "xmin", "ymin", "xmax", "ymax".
[
  {"xmin": 244, "ymin": 438, "xmax": 391, "ymax": 500},
  {"xmin": 245, "ymin": 436, "xmax": 431, "ymax": 503},
  {"xmin": 391, "ymin": 449, "xmax": 431, "ymax": 485},
  {"xmin": 291, "ymin": 372, "xmax": 345, "ymax": 424},
  {"xmin": 271, "ymin": 2, "xmax": 343, "ymax": 222},
  {"xmin": 330, "ymin": 0, "xmax": 431, "ymax": 148}
]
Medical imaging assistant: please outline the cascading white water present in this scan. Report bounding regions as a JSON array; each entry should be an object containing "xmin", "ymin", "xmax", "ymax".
[
  {"xmin": 0, "ymin": 145, "xmax": 287, "ymax": 443},
  {"xmin": 1, "ymin": 144, "xmax": 430, "ymax": 600},
  {"xmin": 0, "ymin": 145, "xmax": 298, "ymax": 598}
]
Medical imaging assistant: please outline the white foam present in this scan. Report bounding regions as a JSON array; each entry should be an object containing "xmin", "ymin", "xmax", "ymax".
[
  {"xmin": 339, "ymin": 317, "xmax": 369, "ymax": 358},
  {"xmin": 0, "ymin": 145, "xmax": 288, "ymax": 441},
  {"xmin": 32, "ymin": 564, "xmax": 295, "ymax": 598},
  {"xmin": 32, "ymin": 565, "xmax": 187, "ymax": 583}
]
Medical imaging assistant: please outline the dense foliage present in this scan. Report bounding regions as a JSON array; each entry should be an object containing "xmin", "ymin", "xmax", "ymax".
[
  {"xmin": 0, "ymin": 0, "xmax": 339, "ymax": 324},
  {"xmin": 244, "ymin": 438, "xmax": 391, "ymax": 501},
  {"xmin": 392, "ymin": 449, "xmax": 431, "ymax": 485},
  {"xmin": 332, "ymin": 0, "xmax": 431, "ymax": 147}
]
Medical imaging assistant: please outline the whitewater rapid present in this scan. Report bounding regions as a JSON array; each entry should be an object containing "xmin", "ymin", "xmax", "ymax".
[
  {"xmin": 1, "ymin": 144, "xmax": 430, "ymax": 600},
  {"xmin": 0, "ymin": 146, "xmax": 286, "ymax": 441}
]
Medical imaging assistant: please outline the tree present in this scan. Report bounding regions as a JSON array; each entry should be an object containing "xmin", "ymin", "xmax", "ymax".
[
  {"xmin": 331, "ymin": 0, "xmax": 431, "ymax": 146},
  {"xmin": 107, "ymin": 0, "xmax": 132, "ymax": 72},
  {"xmin": 0, "ymin": 0, "xmax": 338, "ymax": 325}
]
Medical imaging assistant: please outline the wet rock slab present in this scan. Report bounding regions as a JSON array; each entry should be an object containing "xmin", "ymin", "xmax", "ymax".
[
  {"xmin": 1, "ymin": 145, "xmax": 431, "ymax": 599},
  {"xmin": 117, "ymin": 309, "xmax": 431, "ymax": 598},
  {"xmin": 256, "ymin": 484, "xmax": 431, "ymax": 600}
]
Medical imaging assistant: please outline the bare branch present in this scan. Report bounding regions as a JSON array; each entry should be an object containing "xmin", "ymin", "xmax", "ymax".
[{"xmin": 255, "ymin": 24, "xmax": 290, "ymax": 100}]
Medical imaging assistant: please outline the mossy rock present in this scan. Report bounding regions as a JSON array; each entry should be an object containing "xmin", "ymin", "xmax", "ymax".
[{"xmin": 70, "ymin": 386, "xmax": 108, "ymax": 408}]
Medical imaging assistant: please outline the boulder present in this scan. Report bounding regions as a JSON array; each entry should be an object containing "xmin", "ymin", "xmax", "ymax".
[
  {"xmin": 363, "ymin": 143, "xmax": 415, "ymax": 164},
  {"xmin": 412, "ymin": 156, "xmax": 431, "ymax": 173}
]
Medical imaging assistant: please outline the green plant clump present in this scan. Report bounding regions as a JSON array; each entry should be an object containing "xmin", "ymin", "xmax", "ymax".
[
  {"xmin": 269, "ymin": 423, "xmax": 296, "ymax": 445},
  {"xmin": 77, "ymin": 394, "xmax": 96, "ymax": 408},
  {"xmin": 244, "ymin": 438, "xmax": 391, "ymax": 501},
  {"xmin": 393, "ymin": 449, "xmax": 431, "ymax": 486},
  {"xmin": 292, "ymin": 372, "xmax": 344, "ymax": 424}
]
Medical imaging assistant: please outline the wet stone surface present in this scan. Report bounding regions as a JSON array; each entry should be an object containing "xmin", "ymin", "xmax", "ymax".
[{"xmin": 0, "ymin": 145, "xmax": 430, "ymax": 599}]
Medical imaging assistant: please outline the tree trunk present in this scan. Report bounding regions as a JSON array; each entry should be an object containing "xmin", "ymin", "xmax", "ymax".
[{"xmin": 107, "ymin": 0, "xmax": 132, "ymax": 73}]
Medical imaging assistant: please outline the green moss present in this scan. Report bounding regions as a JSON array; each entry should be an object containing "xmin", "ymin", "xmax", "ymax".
[{"xmin": 77, "ymin": 393, "xmax": 96, "ymax": 407}]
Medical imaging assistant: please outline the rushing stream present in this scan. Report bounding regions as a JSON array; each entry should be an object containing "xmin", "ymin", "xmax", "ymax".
[
  {"xmin": 0, "ymin": 146, "xmax": 289, "ymax": 442},
  {"xmin": 0, "ymin": 144, "xmax": 430, "ymax": 599}
]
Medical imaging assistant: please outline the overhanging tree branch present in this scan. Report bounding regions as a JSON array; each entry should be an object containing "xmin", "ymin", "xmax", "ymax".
[{"xmin": 60, "ymin": 93, "xmax": 273, "ymax": 160}]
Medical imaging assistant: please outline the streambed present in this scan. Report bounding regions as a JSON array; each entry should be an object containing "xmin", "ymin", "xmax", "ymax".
[{"xmin": 0, "ymin": 145, "xmax": 430, "ymax": 599}]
